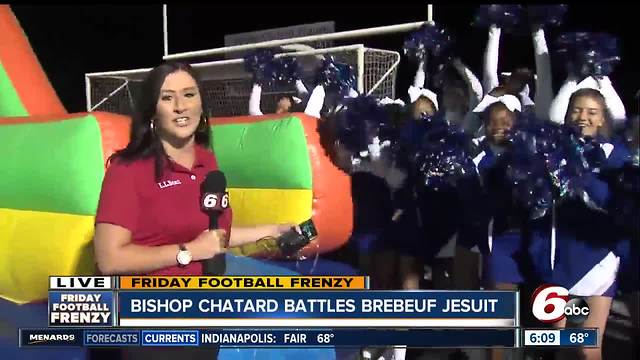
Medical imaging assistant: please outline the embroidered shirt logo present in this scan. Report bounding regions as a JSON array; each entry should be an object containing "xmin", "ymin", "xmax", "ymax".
[{"xmin": 158, "ymin": 179, "xmax": 182, "ymax": 189}]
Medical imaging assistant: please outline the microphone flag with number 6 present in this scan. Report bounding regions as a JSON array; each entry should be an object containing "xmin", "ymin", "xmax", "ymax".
[{"xmin": 200, "ymin": 170, "xmax": 230, "ymax": 275}]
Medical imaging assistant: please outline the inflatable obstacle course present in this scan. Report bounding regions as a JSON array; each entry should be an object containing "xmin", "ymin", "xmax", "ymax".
[
  {"xmin": 0, "ymin": 5, "xmax": 66, "ymax": 117},
  {"xmin": 0, "ymin": 112, "xmax": 352, "ymax": 304},
  {"xmin": 0, "ymin": 112, "xmax": 129, "ymax": 304},
  {"xmin": 210, "ymin": 113, "xmax": 352, "ymax": 257}
]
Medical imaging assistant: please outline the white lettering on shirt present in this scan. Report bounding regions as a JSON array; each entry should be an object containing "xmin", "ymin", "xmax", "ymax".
[{"xmin": 157, "ymin": 180, "xmax": 182, "ymax": 189}]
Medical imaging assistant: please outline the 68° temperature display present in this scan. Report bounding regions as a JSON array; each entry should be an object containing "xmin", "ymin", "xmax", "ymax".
[{"xmin": 525, "ymin": 329, "xmax": 598, "ymax": 347}]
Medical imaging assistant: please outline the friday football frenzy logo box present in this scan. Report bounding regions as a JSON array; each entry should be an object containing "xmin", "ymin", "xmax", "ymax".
[
  {"xmin": 48, "ymin": 276, "xmax": 115, "ymax": 327},
  {"xmin": 531, "ymin": 285, "xmax": 590, "ymax": 324}
]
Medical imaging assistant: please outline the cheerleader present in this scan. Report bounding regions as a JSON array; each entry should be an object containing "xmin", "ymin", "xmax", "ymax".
[
  {"xmin": 408, "ymin": 58, "xmax": 439, "ymax": 119},
  {"xmin": 536, "ymin": 86, "xmax": 627, "ymax": 360},
  {"xmin": 409, "ymin": 59, "xmax": 487, "ymax": 296},
  {"xmin": 468, "ymin": 94, "xmax": 526, "ymax": 290},
  {"xmin": 373, "ymin": 58, "xmax": 440, "ymax": 294},
  {"xmin": 329, "ymin": 98, "xmax": 411, "ymax": 359}
]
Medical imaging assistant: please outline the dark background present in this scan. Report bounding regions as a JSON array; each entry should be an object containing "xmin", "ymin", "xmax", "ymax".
[{"xmin": 10, "ymin": 4, "xmax": 640, "ymax": 115}]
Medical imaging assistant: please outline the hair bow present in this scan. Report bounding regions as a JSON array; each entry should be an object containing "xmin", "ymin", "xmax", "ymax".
[
  {"xmin": 379, "ymin": 97, "xmax": 406, "ymax": 107},
  {"xmin": 408, "ymin": 85, "xmax": 439, "ymax": 111},
  {"xmin": 472, "ymin": 94, "xmax": 522, "ymax": 113}
]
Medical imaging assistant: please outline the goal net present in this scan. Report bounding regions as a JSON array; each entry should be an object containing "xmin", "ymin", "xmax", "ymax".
[{"xmin": 86, "ymin": 44, "xmax": 400, "ymax": 117}]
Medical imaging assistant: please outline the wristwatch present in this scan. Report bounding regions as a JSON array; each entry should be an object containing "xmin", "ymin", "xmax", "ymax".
[{"xmin": 176, "ymin": 244, "xmax": 192, "ymax": 267}]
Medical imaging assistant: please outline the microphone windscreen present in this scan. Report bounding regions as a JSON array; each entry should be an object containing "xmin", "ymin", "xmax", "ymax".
[{"xmin": 201, "ymin": 170, "xmax": 227, "ymax": 193}]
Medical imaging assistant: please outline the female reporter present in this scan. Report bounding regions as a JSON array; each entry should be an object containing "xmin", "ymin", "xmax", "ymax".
[{"xmin": 92, "ymin": 62, "xmax": 295, "ymax": 359}]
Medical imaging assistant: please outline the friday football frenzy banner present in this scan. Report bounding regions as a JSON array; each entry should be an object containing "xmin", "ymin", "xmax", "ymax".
[{"xmin": 47, "ymin": 276, "xmax": 518, "ymax": 328}]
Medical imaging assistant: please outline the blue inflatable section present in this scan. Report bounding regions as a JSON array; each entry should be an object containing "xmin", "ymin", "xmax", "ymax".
[
  {"xmin": 222, "ymin": 255, "xmax": 361, "ymax": 360},
  {"xmin": 0, "ymin": 298, "xmax": 87, "ymax": 360},
  {"xmin": 0, "ymin": 255, "xmax": 359, "ymax": 360}
]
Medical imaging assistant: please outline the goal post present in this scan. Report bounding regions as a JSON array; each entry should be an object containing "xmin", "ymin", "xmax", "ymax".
[
  {"xmin": 86, "ymin": 44, "xmax": 400, "ymax": 115},
  {"xmin": 87, "ymin": 6, "xmax": 437, "ymax": 115}
]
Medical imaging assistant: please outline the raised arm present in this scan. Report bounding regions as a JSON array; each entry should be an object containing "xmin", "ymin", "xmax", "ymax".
[
  {"xmin": 532, "ymin": 27, "xmax": 553, "ymax": 120},
  {"xmin": 482, "ymin": 25, "xmax": 501, "ymax": 94},
  {"xmin": 295, "ymin": 79, "xmax": 309, "ymax": 98},
  {"xmin": 304, "ymin": 85, "xmax": 325, "ymax": 118},
  {"xmin": 248, "ymin": 83, "xmax": 264, "ymax": 116},
  {"xmin": 453, "ymin": 58, "xmax": 484, "ymax": 108},
  {"xmin": 413, "ymin": 59, "xmax": 427, "ymax": 89},
  {"xmin": 548, "ymin": 75, "xmax": 578, "ymax": 124},
  {"xmin": 597, "ymin": 76, "xmax": 627, "ymax": 123}
]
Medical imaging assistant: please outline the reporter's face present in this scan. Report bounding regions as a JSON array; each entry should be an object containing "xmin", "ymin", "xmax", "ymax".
[
  {"xmin": 155, "ymin": 70, "xmax": 203, "ymax": 142},
  {"xmin": 486, "ymin": 105, "xmax": 515, "ymax": 145},
  {"xmin": 566, "ymin": 95, "xmax": 605, "ymax": 138}
]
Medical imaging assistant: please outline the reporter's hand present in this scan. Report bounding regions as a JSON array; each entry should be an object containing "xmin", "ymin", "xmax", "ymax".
[
  {"xmin": 188, "ymin": 229, "xmax": 227, "ymax": 261},
  {"xmin": 274, "ymin": 223, "xmax": 301, "ymax": 237}
]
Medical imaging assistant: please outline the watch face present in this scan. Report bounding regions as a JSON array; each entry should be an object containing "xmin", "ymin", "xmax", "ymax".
[{"xmin": 177, "ymin": 250, "xmax": 192, "ymax": 265}]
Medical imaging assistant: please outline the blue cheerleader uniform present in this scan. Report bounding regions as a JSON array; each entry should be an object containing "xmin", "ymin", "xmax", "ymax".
[
  {"xmin": 349, "ymin": 170, "xmax": 394, "ymax": 254},
  {"xmin": 471, "ymin": 137, "xmax": 548, "ymax": 286},
  {"xmin": 389, "ymin": 170, "xmax": 424, "ymax": 256},
  {"xmin": 416, "ymin": 158, "xmax": 487, "ymax": 261},
  {"xmin": 399, "ymin": 116, "xmax": 486, "ymax": 262},
  {"xmin": 387, "ymin": 123, "xmax": 424, "ymax": 257},
  {"xmin": 531, "ymin": 140, "xmax": 629, "ymax": 297},
  {"xmin": 605, "ymin": 139, "xmax": 639, "ymax": 292}
]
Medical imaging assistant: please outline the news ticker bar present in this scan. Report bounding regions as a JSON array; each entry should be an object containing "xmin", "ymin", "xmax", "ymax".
[
  {"xmin": 48, "ymin": 289, "xmax": 518, "ymax": 328},
  {"xmin": 523, "ymin": 329, "xmax": 598, "ymax": 347},
  {"xmin": 49, "ymin": 276, "xmax": 369, "ymax": 290},
  {"xmin": 20, "ymin": 328, "xmax": 518, "ymax": 348}
]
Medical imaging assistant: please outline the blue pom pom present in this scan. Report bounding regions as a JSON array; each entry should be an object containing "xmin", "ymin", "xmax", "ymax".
[
  {"xmin": 403, "ymin": 23, "xmax": 453, "ymax": 62},
  {"xmin": 608, "ymin": 162, "xmax": 640, "ymax": 228},
  {"xmin": 316, "ymin": 57, "xmax": 356, "ymax": 97},
  {"xmin": 335, "ymin": 95, "xmax": 391, "ymax": 154},
  {"xmin": 473, "ymin": 5, "xmax": 524, "ymax": 30},
  {"xmin": 555, "ymin": 32, "xmax": 621, "ymax": 77},
  {"xmin": 243, "ymin": 49, "xmax": 278, "ymax": 86},
  {"xmin": 411, "ymin": 113, "xmax": 476, "ymax": 191},
  {"xmin": 501, "ymin": 118, "xmax": 556, "ymax": 219},
  {"xmin": 271, "ymin": 57, "xmax": 303, "ymax": 85},
  {"xmin": 545, "ymin": 125, "xmax": 608, "ymax": 202},
  {"xmin": 527, "ymin": 5, "xmax": 568, "ymax": 28}
]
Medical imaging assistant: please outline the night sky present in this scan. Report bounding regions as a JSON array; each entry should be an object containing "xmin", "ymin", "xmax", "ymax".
[{"xmin": 10, "ymin": 4, "xmax": 640, "ymax": 115}]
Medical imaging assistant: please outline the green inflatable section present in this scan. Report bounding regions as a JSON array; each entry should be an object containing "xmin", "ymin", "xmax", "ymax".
[
  {"xmin": 0, "ymin": 60, "xmax": 28, "ymax": 117},
  {"xmin": 0, "ymin": 115, "xmax": 105, "ymax": 215},
  {"xmin": 211, "ymin": 116, "xmax": 312, "ymax": 190}
]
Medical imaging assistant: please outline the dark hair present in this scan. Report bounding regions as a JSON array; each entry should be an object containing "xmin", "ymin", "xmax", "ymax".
[
  {"xmin": 565, "ymin": 88, "xmax": 611, "ymax": 139},
  {"xmin": 504, "ymin": 68, "xmax": 533, "ymax": 94},
  {"xmin": 482, "ymin": 101, "xmax": 517, "ymax": 125},
  {"xmin": 109, "ymin": 62, "xmax": 210, "ymax": 180},
  {"xmin": 275, "ymin": 94, "xmax": 305, "ymax": 113}
]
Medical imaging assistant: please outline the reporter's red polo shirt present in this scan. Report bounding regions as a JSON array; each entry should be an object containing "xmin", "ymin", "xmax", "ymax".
[{"xmin": 95, "ymin": 144, "xmax": 232, "ymax": 275}]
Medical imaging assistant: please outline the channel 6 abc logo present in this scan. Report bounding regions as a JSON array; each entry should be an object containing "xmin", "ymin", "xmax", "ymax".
[{"xmin": 531, "ymin": 285, "xmax": 590, "ymax": 324}]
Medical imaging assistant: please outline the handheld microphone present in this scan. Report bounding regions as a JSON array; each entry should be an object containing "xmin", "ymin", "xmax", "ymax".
[{"xmin": 200, "ymin": 170, "xmax": 230, "ymax": 275}]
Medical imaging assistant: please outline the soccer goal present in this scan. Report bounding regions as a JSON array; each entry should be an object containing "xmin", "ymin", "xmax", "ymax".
[
  {"xmin": 86, "ymin": 44, "xmax": 401, "ymax": 117},
  {"xmin": 86, "ymin": 7, "xmax": 434, "ymax": 117}
]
